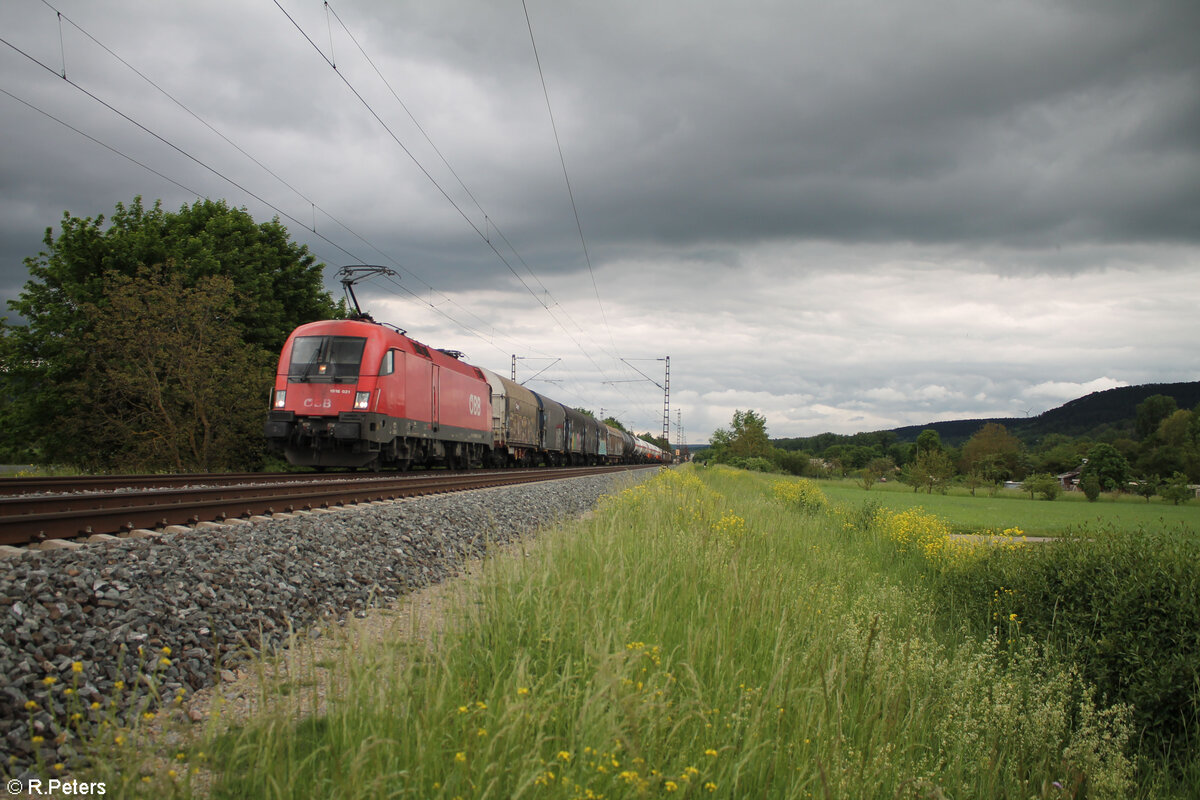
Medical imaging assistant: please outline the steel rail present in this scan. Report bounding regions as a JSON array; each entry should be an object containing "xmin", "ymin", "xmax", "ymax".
[
  {"xmin": 0, "ymin": 469, "xmax": 492, "ymax": 495},
  {"xmin": 0, "ymin": 465, "xmax": 656, "ymax": 546}
]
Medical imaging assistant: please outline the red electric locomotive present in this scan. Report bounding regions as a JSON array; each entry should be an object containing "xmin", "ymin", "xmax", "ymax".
[
  {"xmin": 264, "ymin": 318, "xmax": 492, "ymax": 469},
  {"xmin": 266, "ymin": 266, "xmax": 674, "ymax": 470}
]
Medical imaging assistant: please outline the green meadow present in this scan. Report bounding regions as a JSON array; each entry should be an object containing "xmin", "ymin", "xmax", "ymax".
[
  {"xmin": 83, "ymin": 466, "xmax": 1197, "ymax": 798},
  {"xmin": 818, "ymin": 477, "xmax": 1200, "ymax": 538}
]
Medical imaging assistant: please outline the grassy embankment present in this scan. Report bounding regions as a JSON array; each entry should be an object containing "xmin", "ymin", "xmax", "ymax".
[{"xmin": 84, "ymin": 465, "xmax": 1198, "ymax": 798}]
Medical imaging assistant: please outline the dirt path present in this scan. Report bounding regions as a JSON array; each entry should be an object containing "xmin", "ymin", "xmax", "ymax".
[{"xmin": 135, "ymin": 535, "xmax": 537, "ymax": 796}]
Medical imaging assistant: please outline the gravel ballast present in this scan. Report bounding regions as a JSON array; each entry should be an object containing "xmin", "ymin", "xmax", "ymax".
[{"xmin": 0, "ymin": 469, "xmax": 657, "ymax": 773}]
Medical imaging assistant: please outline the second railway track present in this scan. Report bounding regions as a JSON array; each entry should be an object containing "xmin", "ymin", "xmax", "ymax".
[{"xmin": 0, "ymin": 465, "xmax": 656, "ymax": 546}]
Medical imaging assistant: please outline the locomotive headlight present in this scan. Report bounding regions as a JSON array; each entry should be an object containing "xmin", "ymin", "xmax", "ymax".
[
  {"xmin": 273, "ymin": 390, "xmax": 287, "ymax": 408},
  {"xmin": 354, "ymin": 391, "xmax": 371, "ymax": 410}
]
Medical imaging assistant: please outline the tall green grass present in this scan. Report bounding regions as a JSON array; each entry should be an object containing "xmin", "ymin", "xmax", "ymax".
[{"xmin": 190, "ymin": 467, "xmax": 1140, "ymax": 799}]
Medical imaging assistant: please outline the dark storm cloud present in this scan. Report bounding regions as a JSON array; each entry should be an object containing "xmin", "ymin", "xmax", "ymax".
[
  {"xmin": 509, "ymin": 0, "xmax": 1200, "ymax": 251},
  {"xmin": 2, "ymin": 1, "xmax": 1198, "ymax": 438},
  {"xmin": 289, "ymin": 0, "xmax": 1200, "ymax": 282},
  {"xmin": 4, "ymin": 0, "xmax": 1199, "ymax": 291}
]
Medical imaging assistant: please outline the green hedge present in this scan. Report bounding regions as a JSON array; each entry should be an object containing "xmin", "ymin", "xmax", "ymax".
[
  {"xmin": 934, "ymin": 525, "xmax": 1200, "ymax": 759},
  {"xmin": 936, "ymin": 525, "xmax": 1200, "ymax": 762}
]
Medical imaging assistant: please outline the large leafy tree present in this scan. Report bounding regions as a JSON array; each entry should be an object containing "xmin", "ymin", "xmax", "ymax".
[
  {"xmin": 900, "ymin": 448, "xmax": 956, "ymax": 494},
  {"xmin": 1080, "ymin": 442, "xmax": 1132, "ymax": 492},
  {"xmin": 708, "ymin": 409, "xmax": 771, "ymax": 460},
  {"xmin": 1135, "ymin": 394, "xmax": 1178, "ymax": 440},
  {"xmin": 959, "ymin": 422, "xmax": 1024, "ymax": 481},
  {"xmin": 915, "ymin": 428, "xmax": 943, "ymax": 459},
  {"xmin": 1137, "ymin": 408, "xmax": 1200, "ymax": 482},
  {"xmin": 0, "ymin": 197, "xmax": 340, "ymax": 466},
  {"xmin": 79, "ymin": 267, "xmax": 274, "ymax": 471}
]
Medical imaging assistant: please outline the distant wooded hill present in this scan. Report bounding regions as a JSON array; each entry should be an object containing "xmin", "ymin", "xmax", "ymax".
[
  {"xmin": 875, "ymin": 381, "xmax": 1200, "ymax": 448},
  {"xmin": 686, "ymin": 381, "xmax": 1200, "ymax": 455}
]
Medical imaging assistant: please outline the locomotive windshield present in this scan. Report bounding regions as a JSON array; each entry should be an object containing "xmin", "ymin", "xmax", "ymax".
[{"xmin": 288, "ymin": 335, "xmax": 366, "ymax": 383}]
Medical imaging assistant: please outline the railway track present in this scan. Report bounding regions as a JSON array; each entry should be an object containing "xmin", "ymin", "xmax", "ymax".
[
  {"xmin": 0, "ymin": 470, "xmax": 352, "ymax": 495},
  {"xmin": 0, "ymin": 465, "xmax": 656, "ymax": 547}
]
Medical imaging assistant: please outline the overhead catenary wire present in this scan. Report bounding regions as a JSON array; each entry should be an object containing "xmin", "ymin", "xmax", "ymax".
[
  {"xmin": 0, "ymin": 76, "xmax": 541, "ymax": 367},
  {"xmin": 324, "ymin": 1, "xmax": 572, "ymax": 321},
  {"xmin": 521, "ymin": 0, "xmax": 620, "ymax": 362},
  {"xmin": 33, "ymin": 0, "xmax": 537, "ymax": 360},
  {"xmin": 0, "ymin": 48, "xmax": 546, "ymax": 368},
  {"xmin": 0, "ymin": 87, "xmax": 204, "ymax": 199},
  {"xmin": 0, "ymin": 34, "xmax": 368, "ymax": 269},
  {"xmin": 318, "ymin": 1, "xmax": 655, "ymax": 415},
  {"xmin": 7, "ymin": 5, "xmax": 568, "ymax": 368},
  {"xmin": 271, "ymin": 1, "xmax": 640, "ymax": 394},
  {"xmin": 518, "ymin": 1, "xmax": 658, "ymax": 416},
  {"xmin": 271, "ymin": 1, "xmax": 549, "ymax": 309},
  {"xmin": 319, "ymin": 1, "xmax": 622, "ymax": 359},
  {"xmin": 4, "ymin": 5, "xmax": 667, "ymax": 432}
]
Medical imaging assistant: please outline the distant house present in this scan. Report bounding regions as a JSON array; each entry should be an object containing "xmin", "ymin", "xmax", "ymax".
[
  {"xmin": 1057, "ymin": 469, "xmax": 1082, "ymax": 490},
  {"xmin": 1057, "ymin": 458, "xmax": 1088, "ymax": 490}
]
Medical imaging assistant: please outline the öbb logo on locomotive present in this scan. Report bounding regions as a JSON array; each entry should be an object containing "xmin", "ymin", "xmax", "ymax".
[{"xmin": 264, "ymin": 316, "xmax": 670, "ymax": 471}]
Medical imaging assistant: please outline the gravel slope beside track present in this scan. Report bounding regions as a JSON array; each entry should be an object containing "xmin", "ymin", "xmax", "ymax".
[{"xmin": 0, "ymin": 467, "xmax": 660, "ymax": 776}]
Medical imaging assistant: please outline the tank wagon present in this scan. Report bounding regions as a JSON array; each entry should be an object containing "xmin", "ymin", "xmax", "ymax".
[{"xmin": 265, "ymin": 318, "xmax": 671, "ymax": 470}]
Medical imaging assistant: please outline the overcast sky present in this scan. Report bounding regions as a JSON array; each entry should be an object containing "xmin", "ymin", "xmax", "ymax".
[{"xmin": 2, "ymin": 0, "xmax": 1198, "ymax": 444}]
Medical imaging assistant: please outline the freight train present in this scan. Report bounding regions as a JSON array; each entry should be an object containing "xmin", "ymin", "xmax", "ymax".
[{"xmin": 264, "ymin": 317, "xmax": 671, "ymax": 470}]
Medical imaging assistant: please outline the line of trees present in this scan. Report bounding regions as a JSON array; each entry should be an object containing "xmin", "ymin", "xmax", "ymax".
[
  {"xmin": 0, "ymin": 197, "xmax": 341, "ymax": 472},
  {"xmin": 698, "ymin": 400, "xmax": 1200, "ymax": 503}
]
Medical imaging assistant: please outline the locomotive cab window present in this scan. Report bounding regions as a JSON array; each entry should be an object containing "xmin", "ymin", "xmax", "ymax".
[
  {"xmin": 288, "ymin": 336, "xmax": 367, "ymax": 383},
  {"xmin": 380, "ymin": 349, "xmax": 396, "ymax": 376}
]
